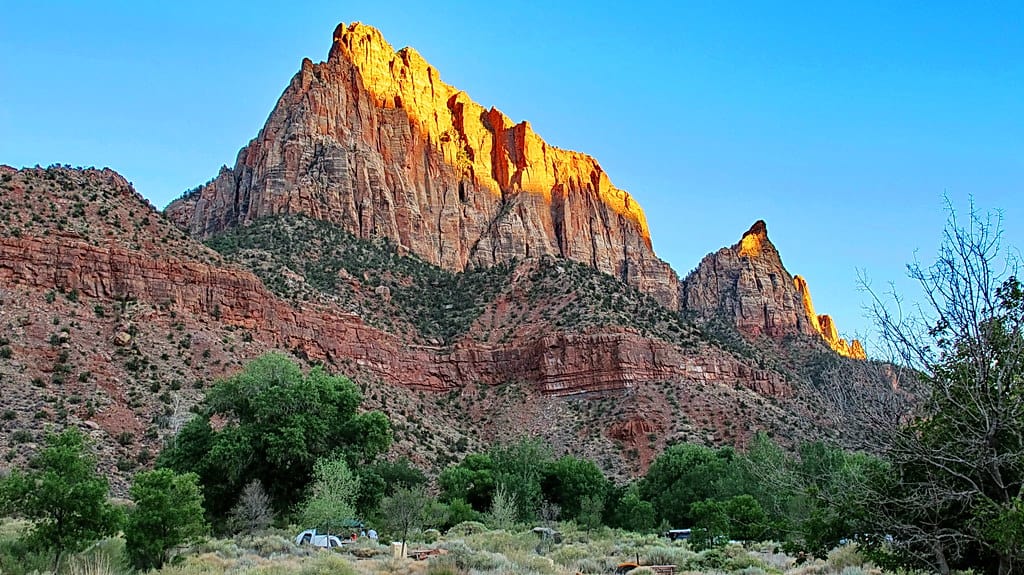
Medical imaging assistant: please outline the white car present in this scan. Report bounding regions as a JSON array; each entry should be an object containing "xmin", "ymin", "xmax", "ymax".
[{"xmin": 295, "ymin": 529, "xmax": 345, "ymax": 549}]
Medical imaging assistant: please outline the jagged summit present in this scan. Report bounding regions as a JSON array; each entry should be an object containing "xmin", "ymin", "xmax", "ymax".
[
  {"xmin": 683, "ymin": 220, "xmax": 865, "ymax": 359},
  {"xmin": 794, "ymin": 275, "xmax": 866, "ymax": 359},
  {"xmin": 738, "ymin": 219, "xmax": 769, "ymax": 258},
  {"xmin": 166, "ymin": 21, "xmax": 678, "ymax": 308}
]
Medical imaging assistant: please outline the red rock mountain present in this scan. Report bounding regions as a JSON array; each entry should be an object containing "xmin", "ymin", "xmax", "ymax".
[
  {"xmin": 166, "ymin": 23, "xmax": 679, "ymax": 309},
  {"xmin": 682, "ymin": 221, "xmax": 865, "ymax": 359},
  {"xmin": 167, "ymin": 21, "xmax": 863, "ymax": 354},
  {"xmin": 0, "ymin": 24, "xmax": 880, "ymax": 486}
]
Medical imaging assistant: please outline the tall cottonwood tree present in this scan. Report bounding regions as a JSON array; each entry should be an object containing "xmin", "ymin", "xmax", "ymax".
[
  {"xmin": 865, "ymin": 205, "xmax": 1024, "ymax": 575},
  {"xmin": 158, "ymin": 353, "xmax": 391, "ymax": 518}
]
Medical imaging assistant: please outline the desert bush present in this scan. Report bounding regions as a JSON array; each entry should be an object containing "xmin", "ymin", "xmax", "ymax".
[
  {"xmin": 441, "ymin": 540, "xmax": 509, "ymax": 572},
  {"xmin": 642, "ymin": 544, "xmax": 698, "ymax": 568},
  {"xmin": 688, "ymin": 543, "xmax": 769, "ymax": 572},
  {"xmin": 446, "ymin": 521, "xmax": 486, "ymax": 536},
  {"xmin": 548, "ymin": 543, "xmax": 589, "ymax": 566},
  {"xmin": 0, "ymin": 538, "xmax": 52, "ymax": 575},
  {"xmin": 426, "ymin": 555, "xmax": 463, "ymax": 575},
  {"xmin": 505, "ymin": 551, "xmax": 557, "ymax": 574},
  {"xmin": 573, "ymin": 556, "xmax": 618, "ymax": 574},
  {"xmin": 295, "ymin": 552, "xmax": 357, "ymax": 575},
  {"xmin": 191, "ymin": 537, "xmax": 245, "ymax": 559},
  {"xmin": 826, "ymin": 544, "xmax": 867, "ymax": 571},
  {"xmin": 242, "ymin": 533, "xmax": 297, "ymax": 557},
  {"xmin": 64, "ymin": 552, "xmax": 122, "ymax": 575}
]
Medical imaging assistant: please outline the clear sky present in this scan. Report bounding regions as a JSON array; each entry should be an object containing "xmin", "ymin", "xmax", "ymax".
[{"xmin": 2, "ymin": 1, "xmax": 1021, "ymax": 350}]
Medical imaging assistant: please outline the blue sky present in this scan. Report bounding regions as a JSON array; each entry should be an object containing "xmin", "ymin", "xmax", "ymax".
[{"xmin": 2, "ymin": 1, "xmax": 1021, "ymax": 349}]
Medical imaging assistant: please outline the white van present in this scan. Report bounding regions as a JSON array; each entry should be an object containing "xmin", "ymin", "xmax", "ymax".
[{"xmin": 295, "ymin": 529, "xmax": 345, "ymax": 549}]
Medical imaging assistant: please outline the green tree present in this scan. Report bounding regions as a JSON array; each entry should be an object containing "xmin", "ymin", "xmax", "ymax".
[
  {"xmin": 488, "ymin": 483, "xmax": 519, "ymax": 529},
  {"xmin": 357, "ymin": 457, "xmax": 426, "ymax": 516},
  {"xmin": 158, "ymin": 353, "xmax": 391, "ymax": 517},
  {"xmin": 1, "ymin": 429, "xmax": 121, "ymax": 567},
  {"xmin": 690, "ymin": 495, "xmax": 768, "ymax": 548},
  {"xmin": 125, "ymin": 469, "xmax": 206, "ymax": 570},
  {"xmin": 490, "ymin": 438, "xmax": 553, "ymax": 522},
  {"xmin": 639, "ymin": 443, "xmax": 742, "ymax": 527},
  {"xmin": 438, "ymin": 453, "xmax": 496, "ymax": 511},
  {"xmin": 863, "ymin": 206, "xmax": 1024, "ymax": 575},
  {"xmin": 741, "ymin": 434, "xmax": 887, "ymax": 557},
  {"xmin": 380, "ymin": 486, "xmax": 432, "ymax": 556},
  {"xmin": 441, "ymin": 498, "xmax": 484, "ymax": 528},
  {"xmin": 542, "ymin": 455, "xmax": 610, "ymax": 523},
  {"xmin": 300, "ymin": 456, "xmax": 360, "ymax": 537},
  {"xmin": 606, "ymin": 483, "xmax": 656, "ymax": 533}
]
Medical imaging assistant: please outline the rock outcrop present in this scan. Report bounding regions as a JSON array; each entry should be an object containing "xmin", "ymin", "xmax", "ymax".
[
  {"xmin": 166, "ymin": 23, "xmax": 679, "ymax": 308},
  {"xmin": 794, "ymin": 276, "xmax": 866, "ymax": 359},
  {"xmin": 682, "ymin": 220, "xmax": 864, "ymax": 358}
]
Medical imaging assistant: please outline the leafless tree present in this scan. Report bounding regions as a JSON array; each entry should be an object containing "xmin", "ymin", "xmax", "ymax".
[
  {"xmin": 538, "ymin": 499, "xmax": 560, "ymax": 527},
  {"xmin": 860, "ymin": 203, "xmax": 1024, "ymax": 575},
  {"xmin": 229, "ymin": 479, "xmax": 273, "ymax": 534}
]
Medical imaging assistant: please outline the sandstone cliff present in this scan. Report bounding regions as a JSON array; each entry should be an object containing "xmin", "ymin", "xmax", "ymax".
[
  {"xmin": 682, "ymin": 220, "xmax": 865, "ymax": 359},
  {"xmin": 166, "ymin": 23, "xmax": 679, "ymax": 308}
]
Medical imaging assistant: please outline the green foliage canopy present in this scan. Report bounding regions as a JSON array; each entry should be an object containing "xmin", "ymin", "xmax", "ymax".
[
  {"xmin": 639, "ymin": 443, "xmax": 743, "ymax": 527},
  {"xmin": 356, "ymin": 457, "xmax": 427, "ymax": 516},
  {"xmin": 158, "ymin": 352, "xmax": 391, "ymax": 517}
]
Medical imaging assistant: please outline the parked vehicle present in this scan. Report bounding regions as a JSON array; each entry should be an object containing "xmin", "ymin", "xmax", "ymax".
[
  {"xmin": 665, "ymin": 528, "xmax": 691, "ymax": 541},
  {"xmin": 294, "ymin": 529, "xmax": 345, "ymax": 549},
  {"xmin": 531, "ymin": 526, "xmax": 563, "ymax": 544}
]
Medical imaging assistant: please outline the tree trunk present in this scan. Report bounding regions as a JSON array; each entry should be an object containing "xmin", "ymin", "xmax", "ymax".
[
  {"xmin": 997, "ymin": 554, "xmax": 1012, "ymax": 575},
  {"xmin": 933, "ymin": 541, "xmax": 951, "ymax": 575}
]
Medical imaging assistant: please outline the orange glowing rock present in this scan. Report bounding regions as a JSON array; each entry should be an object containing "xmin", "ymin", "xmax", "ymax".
[
  {"xmin": 738, "ymin": 220, "xmax": 767, "ymax": 258},
  {"xmin": 793, "ymin": 275, "xmax": 866, "ymax": 359},
  {"xmin": 330, "ymin": 22, "xmax": 652, "ymax": 247}
]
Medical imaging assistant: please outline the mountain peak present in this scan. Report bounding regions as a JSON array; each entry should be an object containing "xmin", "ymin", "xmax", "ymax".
[
  {"xmin": 683, "ymin": 221, "xmax": 866, "ymax": 359},
  {"xmin": 738, "ymin": 220, "xmax": 770, "ymax": 258},
  {"xmin": 166, "ymin": 20, "xmax": 677, "ymax": 307}
]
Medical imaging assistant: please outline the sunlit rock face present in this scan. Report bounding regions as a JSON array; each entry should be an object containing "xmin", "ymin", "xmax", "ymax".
[
  {"xmin": 793, "ymin": 276, "xmax": 866, "ymax": 359},
  {"xmin": 166, "ymin": 22, "xmax": 679, "ymax": 308},
  {"xmin": 682, "ymin": 221, "xmax": 865, "ymax": 359}
]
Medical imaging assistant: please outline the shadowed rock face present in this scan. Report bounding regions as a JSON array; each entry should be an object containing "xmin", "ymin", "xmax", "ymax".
[
  {"xmin": 166, "ymin": 22, "xmax": 679, "ymax": 309},
  {"xmin": 682, "ymin": 221, "xmax": 865, "ymax": 358}
]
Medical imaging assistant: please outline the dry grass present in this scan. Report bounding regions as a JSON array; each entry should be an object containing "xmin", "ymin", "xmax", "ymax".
[{"xmin": 0, "ymin": 518, "xmax": 882, "ymax": 575}]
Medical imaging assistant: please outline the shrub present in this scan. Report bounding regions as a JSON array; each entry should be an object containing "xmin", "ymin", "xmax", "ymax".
[
  {"xmin": 827, "ymin": 544, "xmax": 867, "ymax": 571},
  {"xmin": 446, "ymin": 521, "xmax": 487, "ymax": 536}
]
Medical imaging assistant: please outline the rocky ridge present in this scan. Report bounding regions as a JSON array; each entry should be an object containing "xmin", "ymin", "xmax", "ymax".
[
  {"xmin": 0, "ymin": 23, "xmax": 878, "ymax": 487},
  {"xmin": 1, "ymin": 166, "xmax": 849, "ymax": 487}
]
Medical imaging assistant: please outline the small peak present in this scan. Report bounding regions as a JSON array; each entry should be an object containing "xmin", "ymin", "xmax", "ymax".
[
  {"xmin": 738, "ymin": 220, "xmax": 768, "ymax": 258},
  {"xmin": 742, "ymin": 220, "xmax": 768, "ymax": 239},
  {"xmin": 330, "ymin": 22, "xmax": 395, "ymax": 63}
]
